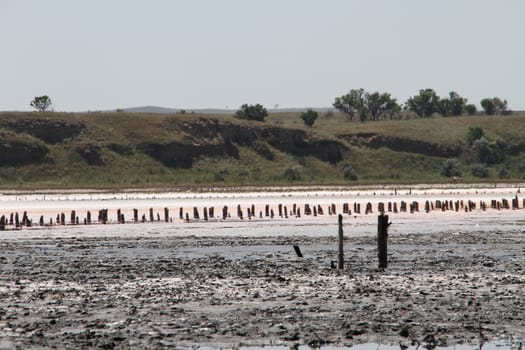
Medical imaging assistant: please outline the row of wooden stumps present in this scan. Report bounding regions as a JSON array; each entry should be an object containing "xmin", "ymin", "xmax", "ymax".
[
  {"xmin": 0, "ymin": 195, "xmax": 521, "ymax": 231},
  {"xmin": 336, "ymin": 213, "xmax": 391, "ymax": 270}
]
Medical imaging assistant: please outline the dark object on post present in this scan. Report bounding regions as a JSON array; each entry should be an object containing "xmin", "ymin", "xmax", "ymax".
[
  {"xmin": 378, "ymin": 213, "xmax": 390, "ymax": 269},
  {"xmin": 338, "ymin": 214, "xmax": 344, "ymax": 269},
  {"xmin": 293, "ymin": 245, "xmax": 303, "ymax": 258}
]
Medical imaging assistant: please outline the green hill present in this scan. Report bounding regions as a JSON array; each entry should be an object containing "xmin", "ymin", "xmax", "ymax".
[{"xmin": 0, "ymin": 111, "xmax": 524, "ymax": 189}]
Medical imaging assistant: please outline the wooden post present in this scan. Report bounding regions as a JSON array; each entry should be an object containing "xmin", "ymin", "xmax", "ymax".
[
  {"xmin": 338, "ymin": 214, "xmax": 344, "ymax": 270},
  {"xmin": 164, "ymin": 207, "xmax": 169, "ymax": 222},
  {"xmin": 378, "ymin": 213, "xmax": 390, "ymax": 269},
  {"xmin": 149, "ymin": 208, "xmax": 154, "ymax": 222},
  {"xmin": 133, "ymin": 209, "xmax": 138, "ymax": 223},
  {"xmin": 293, "ymin": 245, "xmax": 303, "ymax": 258}
]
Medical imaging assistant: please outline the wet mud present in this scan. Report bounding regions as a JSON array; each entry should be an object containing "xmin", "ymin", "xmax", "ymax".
[{"xmin": 0, "ymin": 229, "xmax": 524, "ymax": 349}]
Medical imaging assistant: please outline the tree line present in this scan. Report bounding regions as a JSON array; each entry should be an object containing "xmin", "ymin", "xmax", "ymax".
[{"xmin": 333, "ymin": 88, "xmax": 510, "ymax": 122}]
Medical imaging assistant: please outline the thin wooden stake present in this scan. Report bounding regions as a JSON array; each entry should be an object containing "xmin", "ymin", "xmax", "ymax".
[{"xmin": 338, "ymin": 214, "xmax": 344, "ymax": 270}]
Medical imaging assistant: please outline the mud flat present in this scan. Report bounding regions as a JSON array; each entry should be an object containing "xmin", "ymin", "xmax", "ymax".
[{"xmin": 0, "ymin": 187, "xmax": 524, "ymax": 349}]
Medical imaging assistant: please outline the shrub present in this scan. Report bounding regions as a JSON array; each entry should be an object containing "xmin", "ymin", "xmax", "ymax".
[
  {"xmin": 235, "ymin": 104, "xmax": 268, "ymax": 122},
  {"xmin": 283, "ymin": 165, "xmax": 303, "ymax": 181},
  {"xmin": 472, "ymin": 137, "xmax": 504, "ymax": 165},
  {"xmin": 343, "ymin": 165, "xmax": 358, "ymax": 180},
  {"xmin": 466, "ymin": 126, "xmax": 484, "ymax": 145},
  {"xmin": 440, "ymin": 159, "xmax": 462, "ymax": 177},
  {"xmin": 471, "ymin": 163, "xmax": 489, "ymax": 178},
  {"xmin": 301, "ymin": 109, "xmax": 318, "ymax": 127}
]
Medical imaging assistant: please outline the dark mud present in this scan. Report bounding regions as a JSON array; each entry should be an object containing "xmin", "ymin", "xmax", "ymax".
[{"xmin": 0, "ymin": 230, "xmax": 524, "ymax": 349}]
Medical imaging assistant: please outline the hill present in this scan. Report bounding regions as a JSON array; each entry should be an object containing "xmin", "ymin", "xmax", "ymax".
[{"xmin": 0, "ymin": 110, "xmax": 524, "ymax": 189}]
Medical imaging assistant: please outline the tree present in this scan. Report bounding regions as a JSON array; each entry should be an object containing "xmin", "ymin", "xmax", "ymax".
[
  {"xmin": 405, "ymin": 89, "xmax": 440, "ymax": 118},
  {"xmin": 465, "ymin": 104, "xmax": 477, "ymax": 116},
  {"xmin": 333, "ymin": 89, "xmax": 366, "ymax": 121},
  {"xmin": 30, "ymin": 95, "xmax": 52, "ymax": 112},
  {"xmin": 301, "ymin": 109, "xmax": 318, "ymax": 127},
  {"xmin": 235, "ymin": 104, "xmax": 268, "ymax": 122},
  {"xmin": 366, "ymin": 92, "xmax": 400, "ymax": 121},
  {"xmin": 447, "ymin": 91, "xmax": 468, "ymax": 116},
  {"xmin": 438, "ymin": 91, "xmax": 468, "ymax": 117},
  {"xmin": 333, "ymin": 89, "xmax": 400, "ymax": 122},
  {"xmin": 480, "ymin": 97, "xmax": 508, "ymax": 115}
]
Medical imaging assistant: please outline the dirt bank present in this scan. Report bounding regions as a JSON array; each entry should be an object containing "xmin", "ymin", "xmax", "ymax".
[{"xmin": 0, "ymin": 228, "xmax": 524, "ymax": 349}]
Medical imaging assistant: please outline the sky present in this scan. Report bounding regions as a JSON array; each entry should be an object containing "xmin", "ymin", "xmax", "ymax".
[{"xmin": 1, "ymin": 0, "xmax": 524, "ymax": 112}]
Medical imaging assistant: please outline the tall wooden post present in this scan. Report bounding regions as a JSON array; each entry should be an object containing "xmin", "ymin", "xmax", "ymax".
[
  {"xmin": 378, "ymin": 213, "xmax": 390, "ymax": 269},
  {"xmin": 338, "ymin": 214, "xmax": 344, "ymax": 270}
]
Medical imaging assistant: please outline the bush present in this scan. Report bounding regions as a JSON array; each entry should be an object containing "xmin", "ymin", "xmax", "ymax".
[
  {"xmin": 471, "ymin": 163, "xmax": 489, "ymax": 178},
  {"xmin": 440, "ymin": 159, "xmax": 462, "ymax": 177},
  {"xmin": 465, "ymin": 104, "xmax": 477, "ymax": 115},
  {"xmin": 301, "ymin": 109, "xmax": 318, "ymax": 127},
  {"xmin": 235, "ymin": 104, "xmax": 268, "ymax": 122},
  {"xmin": 466, "ymin": 126, "xmax": 484, "ymax": 145},
  {"xmin": 472, "ymin": 137, "xmax": 504, "ymax": 165},
  {"xmin": 283, "ymin": 165, "xmax": 303, "ymax": 181},
  {"xmin": 343, "ymin": 165, "xmax": 358, "ymax": 180}
]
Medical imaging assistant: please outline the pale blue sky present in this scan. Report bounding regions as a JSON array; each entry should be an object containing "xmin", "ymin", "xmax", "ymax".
[{"xmin": 1, "ymin": 0, "xmax": 524, "ymax": 111}]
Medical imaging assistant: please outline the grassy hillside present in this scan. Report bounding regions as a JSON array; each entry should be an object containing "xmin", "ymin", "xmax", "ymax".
[{"xmin": 0, "ymin": 111, "xmax": 524, "ymax": 189}]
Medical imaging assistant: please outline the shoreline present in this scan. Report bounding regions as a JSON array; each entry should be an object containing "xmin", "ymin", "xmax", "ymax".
[{"xmin": 1, "ymin": 182, "xmax": 524, "ymax": 196}]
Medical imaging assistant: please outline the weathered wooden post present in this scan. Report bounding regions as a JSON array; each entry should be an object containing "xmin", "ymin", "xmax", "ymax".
[
  {"xmin": 193, "ymin": 207, "xmax": 199, "ymax": 219},
  {"xmin": 164, "ymin": 207, "xmax": 169, "ymax": 222},
  {"xmin": 0, "ymin": 215, "xmax": 5, "ymax": 230},
  {"xmin": 117, "ymin": 209, "xmax": 121, "ymax": 223},
  {"xmin": 149, "ymin": 208, "xmax": 154, "ymax": 222},
  {"xmin": 133, "ymin": 209, "xmax": 138, "ymax": 223},
  {"xmin": 265, "ymin": 205, "xmax": 270, "ymax": 217},
  {"xmin": 209, "ymin": 207, "xmax": 214, "ymax": 218},
  {"xmin": 222, "ymin": 206, "xmax": 228, "ymax": 220},
  {"xmin": 338, "ymin": 214, "xmax": 344, "ymax": 270},
  {"xmin": 378, "ymin": 213, "xmax": 390, "ymax": 269},
  {"xmin": 237, "ymin": 205, "xmax": 243, "ymax": 220},
  {"xmin": 87, "ymin": 211, "xmax": 92, "ymax": 224},
  {"xmin": 179, "ymin": 207, "xmax": 183, "ymax": 220},
  {"xmin": 203, "ymin": 207, "xmax": 208, "ymax": 221}
]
